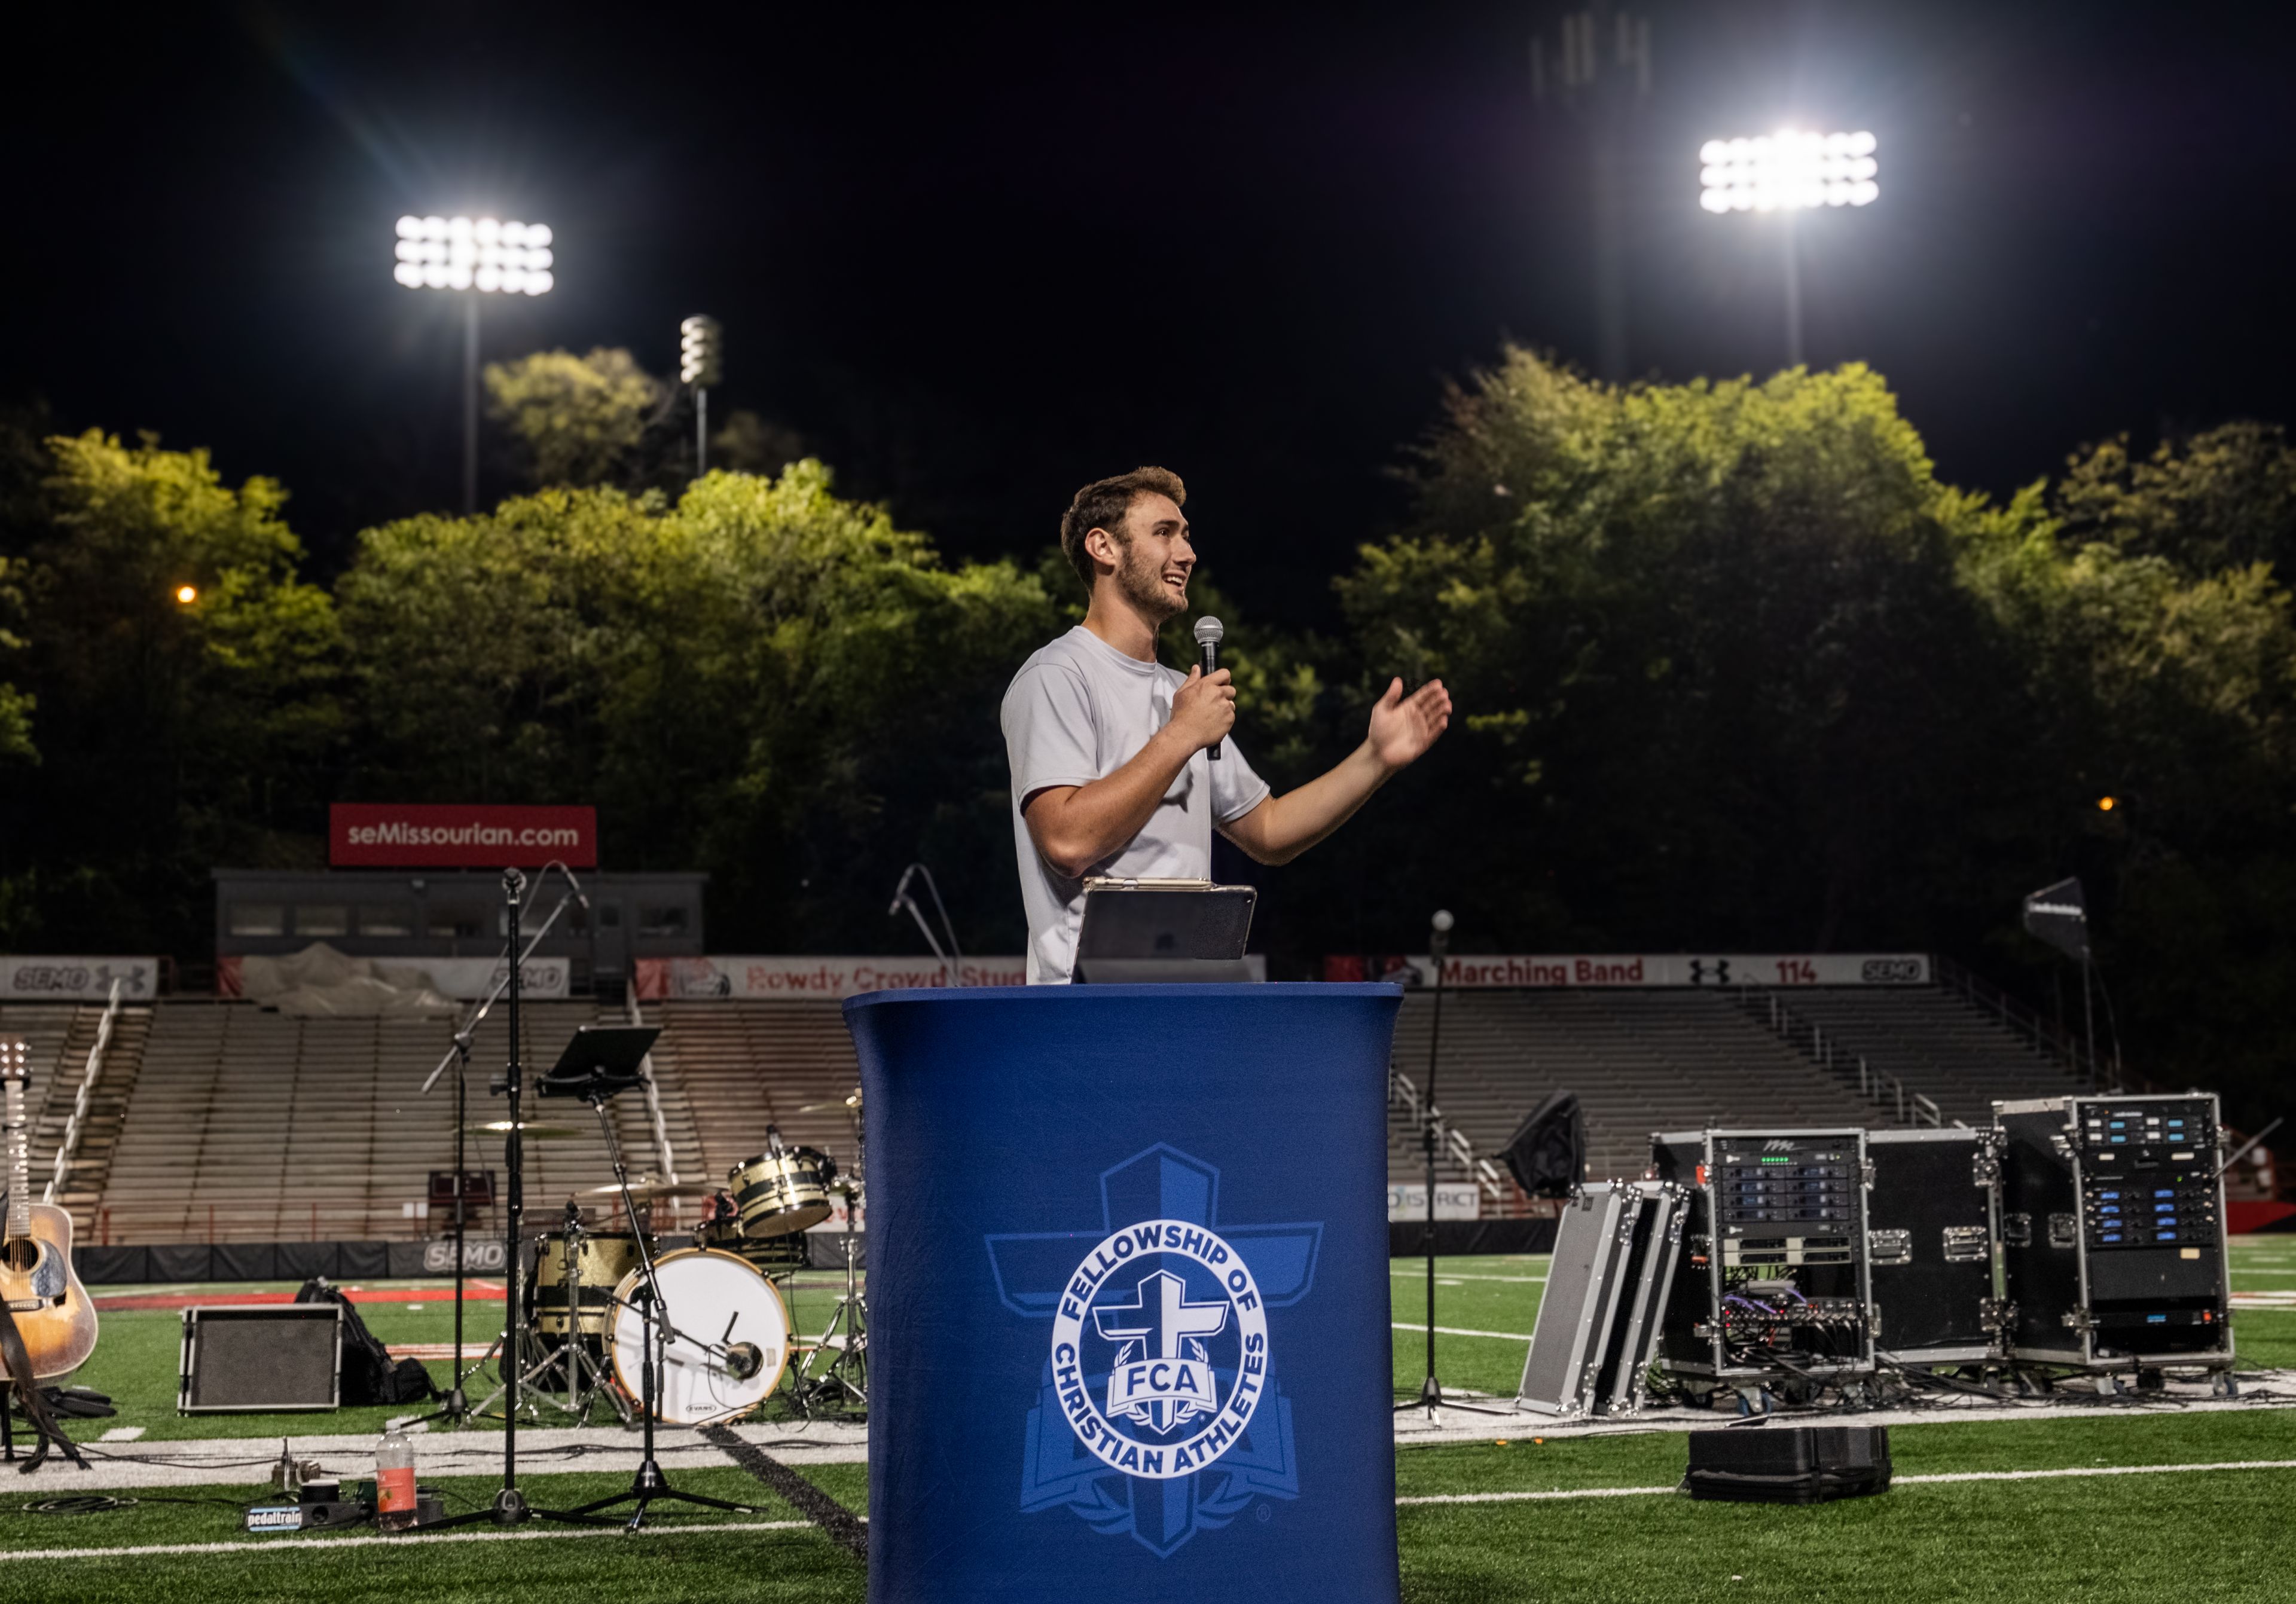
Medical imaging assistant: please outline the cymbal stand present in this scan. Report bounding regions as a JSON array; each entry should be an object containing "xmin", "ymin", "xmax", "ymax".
[
  {"xmin": 555, "ymin": 1084, "xmax": 768, "ymax": 1530},
  {"xmin": 793, "ymin": 1100, "xmax": 868, "ymax": 1415}
]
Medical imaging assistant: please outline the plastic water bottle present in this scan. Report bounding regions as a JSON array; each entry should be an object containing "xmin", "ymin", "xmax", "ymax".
[{"xmin": 375, "ymin": 1428, "xmax": 418, "ymax": 1531}]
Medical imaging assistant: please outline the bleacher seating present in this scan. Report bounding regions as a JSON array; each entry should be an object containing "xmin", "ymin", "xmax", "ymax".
[
  {"xmin": 1766, "ymin": 987, "xmax": 2086, "ymax": 1128},
  {"xmin": 94, "ymin": 1002, "xmax": 706, "ymax": 1244},
  {"xmin": 1387, "ymin": 989, "xmax": 1883, "ymax": 1186},
  {"xmin": 1383, "ymin": 985, "xmax": 2088, "ymax": 1191},
  {"xmin": 23, "ymin": 974, "xmax": 2089, "ymax": 1245}
]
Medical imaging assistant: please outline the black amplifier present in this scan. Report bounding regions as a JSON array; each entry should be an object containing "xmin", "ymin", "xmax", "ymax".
[{"xmin": 1995, "ymin": 1093, "xmax": 2232, "ymax": 1372}]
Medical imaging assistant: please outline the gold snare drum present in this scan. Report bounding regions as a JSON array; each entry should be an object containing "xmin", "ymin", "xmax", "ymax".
[
  {"xmin": 530, "ymin": 1229, "xmax": 646, "ymax": 1337},
  {"xmin": 727, "ymin": 1147, "xmax": 837, "ymax": 1238}
]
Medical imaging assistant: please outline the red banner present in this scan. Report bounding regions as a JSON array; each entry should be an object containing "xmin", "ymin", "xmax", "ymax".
[{"xmin": 329, "ymin": 803, "xmax": 597, "ymax": 868}]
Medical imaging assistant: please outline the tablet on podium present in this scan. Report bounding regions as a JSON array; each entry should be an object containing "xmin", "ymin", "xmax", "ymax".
[{"xmin": 1073, "ymin": 876, "xmax": 1258, "ymax": 983}]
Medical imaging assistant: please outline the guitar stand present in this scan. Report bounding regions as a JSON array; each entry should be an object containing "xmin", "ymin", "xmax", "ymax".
[{"xmin": 0, "ymin": 1307, "xmax": 88, "ymax": 1473}]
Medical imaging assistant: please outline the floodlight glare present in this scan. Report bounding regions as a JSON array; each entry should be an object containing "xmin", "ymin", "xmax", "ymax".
[
  {"xmin": 1699, "ymin": 129, "xmax": 1879, "ymax": 213},
  {"xmin": 390, "ymin": 215, "xmax": 555, "ymax": 294}
]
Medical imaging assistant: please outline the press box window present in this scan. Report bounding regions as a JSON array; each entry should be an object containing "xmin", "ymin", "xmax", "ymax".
[
  {"xmin": 227, "ymin": 903, "xmax": 285, "ymax": 937},
  {"xmin": 294, "ymin": 905, "xmax": 349, "ymax": 938},
  {"xmin": 428, "ymin": 907, "xmax": 485, "ymax": 939},
  {"xmin": 637, "ymin": 906, "xmax": 689, "ymax": 937}
]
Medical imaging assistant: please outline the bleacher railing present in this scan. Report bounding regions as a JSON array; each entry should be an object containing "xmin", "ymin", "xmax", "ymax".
[
  {"xmin": 42, "ymin": 978, "xmax": 127, "ymax": 1205},
  {"xmin": 1733, "ymin": 988, "xmax": 1945, "ymax": 1128},
  {"xmin": 1932, "ymin": 954, "xmax": 2118, "ymax": 1090},
  {"xmin": 1387, "ymin": 1063, "xmax": 1537, "ymax": 1215}
]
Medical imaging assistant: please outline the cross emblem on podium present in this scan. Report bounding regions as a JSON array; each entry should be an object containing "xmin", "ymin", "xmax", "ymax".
[{"xmin": 986, "ymin": 1144, "xmax": 1322, "ymax": 1559}]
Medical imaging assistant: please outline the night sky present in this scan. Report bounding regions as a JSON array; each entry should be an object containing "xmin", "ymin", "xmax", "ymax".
[{"xmin": 9, "ymin": 1, "xmax": 2295, "ymax": 624}]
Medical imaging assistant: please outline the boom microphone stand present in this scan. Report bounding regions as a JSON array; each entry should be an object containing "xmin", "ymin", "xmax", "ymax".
[
  {"xmin": 412, "ymin": 872, "xmax": 581, "ymax": 1429},
  {"xmin": 1397, "ymin": 910, "xmax": 1506, "ymax": 1421},
  {"xmin": 423, "ymin": 869, "xmax": 588, "ymax": 1532}
]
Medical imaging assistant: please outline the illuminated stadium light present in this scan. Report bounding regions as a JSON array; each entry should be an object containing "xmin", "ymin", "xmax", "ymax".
[
  {"xmin": 1699, "ymin": 130, "xmax": 1878, "ymax": 214},
  {"xmin": 173, "ymin": 583, "xmax": 199, "ymax": 606},
  {"xmin": 392, "ymin": 214, "xmax": 555, "ymax": 294}
]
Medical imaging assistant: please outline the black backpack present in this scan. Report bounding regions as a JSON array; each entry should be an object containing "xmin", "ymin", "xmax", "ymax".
[{"xmin": 295, "ymin": 1278, "xmax": 438, "ymax": 1407}]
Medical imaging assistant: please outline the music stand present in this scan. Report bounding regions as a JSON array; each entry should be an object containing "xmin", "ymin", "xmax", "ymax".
[{"xmin": 538, "ymin": 1025, "xmax": 770, "ymax": 1530}]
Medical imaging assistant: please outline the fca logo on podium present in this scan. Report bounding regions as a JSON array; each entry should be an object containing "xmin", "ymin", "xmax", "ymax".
[{"xmin": 987, "ymin": 1145, "xmax": 1322, "ymax": 1557}]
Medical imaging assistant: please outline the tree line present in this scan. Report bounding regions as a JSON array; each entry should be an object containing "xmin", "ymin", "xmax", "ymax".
[{"xmin": 2, "ymin": 346, "xmax": 2291, "ymax": 1126}]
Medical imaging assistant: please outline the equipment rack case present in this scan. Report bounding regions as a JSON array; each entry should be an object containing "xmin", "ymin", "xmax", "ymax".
[
  {"xmin": 1516, "ymin": 1182, "xmax": 1642, "ymax": 1418},
  {"xmin": 1866, "ymin": 1126, "xmax": 2005, "ymax": 1365},
  {"xmin": 1651, "ymin": 1128, "xmax": 1877, "ymax": 1387},
  {"xmin": 1995, "ymin": 1093, "xmax": 2233, "ymax": 1377}
]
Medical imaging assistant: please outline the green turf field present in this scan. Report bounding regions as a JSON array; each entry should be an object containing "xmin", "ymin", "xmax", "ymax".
[{"xmin": 1, "ymin": 1239, "xmax": 2288, "ymax": 1603}]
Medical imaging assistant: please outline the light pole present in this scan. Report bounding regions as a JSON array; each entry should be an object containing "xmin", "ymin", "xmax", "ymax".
[
  {"xmin": 679, "ymin": 316, "xmax": 723, "ymax": 478},
  {"xmin": 1698, "ymin": 130, "xmax": 1877, "ymax": 368},
  {"xmin": 393, "ymin": 215, "xmax": 556, "ymax": 513}
]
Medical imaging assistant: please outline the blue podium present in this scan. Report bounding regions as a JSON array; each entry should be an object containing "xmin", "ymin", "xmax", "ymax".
[{"xmin": 844, "ymin": 982, "xmax": 1403, "ymax": 1604}]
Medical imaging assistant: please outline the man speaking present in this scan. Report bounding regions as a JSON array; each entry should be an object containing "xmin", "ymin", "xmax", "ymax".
[{"xmin": 1002, "ymin": 466, "xmax": 1454, "ymax": 983}]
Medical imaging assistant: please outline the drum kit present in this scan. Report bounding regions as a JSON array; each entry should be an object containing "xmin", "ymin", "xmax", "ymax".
[{"xmin": 456, "ymin": 1094, "xmax": 868, "ymax": 1428}]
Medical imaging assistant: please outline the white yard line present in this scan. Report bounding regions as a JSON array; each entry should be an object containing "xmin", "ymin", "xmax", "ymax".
[
  {"xmin": 1388, "ymin": 1270, "xmax": 1547, "ymax": 1284},
  {"xmin": 1396, "ymin": 1456, "xmax": 2296, "ymax": 1505},
  {"xmin": 1393, "ymin": 1322, "xmax": 1535, "ymax": 1342},
  {"xmin": 8, "ymin": 1519, "xmax": 819, "ymax": 1563}
]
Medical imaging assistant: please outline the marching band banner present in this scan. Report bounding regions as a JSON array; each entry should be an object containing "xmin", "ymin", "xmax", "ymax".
[{"xmin": 1323, "ymin": 952, "xmax": 1931, "ymax": 989}]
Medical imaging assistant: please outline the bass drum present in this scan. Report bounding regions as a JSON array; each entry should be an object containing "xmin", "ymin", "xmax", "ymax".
[
  {"xmin": 728, "ymin": 1148, "xmax": 838, "ymax": 1238},
  {"xmin": 609, "ymin": 1248, "xmax": 789, "ymax": 1425}
]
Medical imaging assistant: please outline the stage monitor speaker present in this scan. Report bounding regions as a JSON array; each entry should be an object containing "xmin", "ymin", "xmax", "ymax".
[
  {"xmin": 1500, "ymin": 1090, "xmax": 1585, "ymax": 1199},
  {"xmin": 180, "ymin": 1303, "xmax": 343, "ymax": 1414},
  {"xmin": 1684, "ymin": 1425, "xmax": 1892, "ymax": 1504}
]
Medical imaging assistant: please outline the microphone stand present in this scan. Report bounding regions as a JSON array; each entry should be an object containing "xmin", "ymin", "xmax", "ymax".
[
  {"xmin": 1397, "ymin": 912, "xmax": 1506, "ymax": 1420},
  {"xmin": 889, "ymin": 861, "xmax": 965, "ymax": 983},
  {"xmin": 422, "ymin": 869, "xmax": 590, "ymax": 1531},
  {"xmin": 412, "ymin": 877, "xmax": 581, "ymax": 1429}
]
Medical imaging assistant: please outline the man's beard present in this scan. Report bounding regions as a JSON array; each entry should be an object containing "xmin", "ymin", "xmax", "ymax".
[{"xmin": 1116, "ymin": 545, "xmax": 1187, "ymax": 622}]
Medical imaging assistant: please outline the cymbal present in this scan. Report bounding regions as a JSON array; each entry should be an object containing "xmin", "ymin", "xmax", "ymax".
[
  {"xmin": 464, "ymin": 1121, "xmax": 583, "ymax": 1139},
  {"xmin": 796, "ymin": 1090, "xmax": 862, "ymax": 1114},
  {"xmin": 581, "ymin": 1178, "xmax": 716, "ymax": 1202}
]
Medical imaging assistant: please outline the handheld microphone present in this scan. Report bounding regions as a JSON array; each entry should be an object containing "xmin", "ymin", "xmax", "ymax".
[{"xmin": 1193, "ymin": 615, "xmax": 1225, "ymax": 760}]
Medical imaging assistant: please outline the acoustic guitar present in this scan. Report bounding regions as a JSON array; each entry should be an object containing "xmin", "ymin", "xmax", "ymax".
[{"xmin": 0, "ymin": 1038, "xmax": 99, "ymax": 1381}]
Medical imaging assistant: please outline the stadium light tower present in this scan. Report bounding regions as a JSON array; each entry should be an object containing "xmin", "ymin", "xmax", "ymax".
[
  {"xmin": 392, "ymin": 215, "xmax": 556, "ymax": 514},
  {"xmin": 679, "ymin": 316, "xmax": 723, "ymax": 478},
  {"xmin": 1698, "ymin": 130, "xmax": 1877, "ymax": 368}
]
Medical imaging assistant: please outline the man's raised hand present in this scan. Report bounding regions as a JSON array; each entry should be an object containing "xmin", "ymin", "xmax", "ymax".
[
  {"xmin": 1366, "ymin": 676, "xmax": 1452, "ymax": 772},
  {"xmin": 1169, "ymin": 664, "xmax": 1237, "ymax": 754}
]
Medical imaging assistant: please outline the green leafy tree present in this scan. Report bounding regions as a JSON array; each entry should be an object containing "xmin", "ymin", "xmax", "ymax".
[
  {"xmin": 337, "ymin": 461, "xmax": 1062, "ymax": 951},
  {"xmin": 1327, "ymin": 349, "xmax": 2296, "ymax": 1125},
  {"xmin": 2054, "ymin": 423, "xmax": 2296, "ymax": 579},
  {"xmin": 4, "ymin": 431, "xmax": 341, "ymax": 951},
  {"xmin": 484, "ymin": 348, "xmax": 670, "ymax": 489}
]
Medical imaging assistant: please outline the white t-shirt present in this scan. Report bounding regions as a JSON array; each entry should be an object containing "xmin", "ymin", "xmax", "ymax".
[{"xmin": 1001, "ymin": 626, "xmax": 1271, "ymax": 983}]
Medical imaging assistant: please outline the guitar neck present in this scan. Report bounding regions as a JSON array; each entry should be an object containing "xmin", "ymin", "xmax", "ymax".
[{"xmin": 5, "ymin": 1043, "xmax": 29, "ymax": 1242}]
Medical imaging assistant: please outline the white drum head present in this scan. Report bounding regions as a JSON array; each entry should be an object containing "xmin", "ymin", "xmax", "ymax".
[{"xmin": 610, "ymin": 1248, "xmax": 789, "ymax": 1424}]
